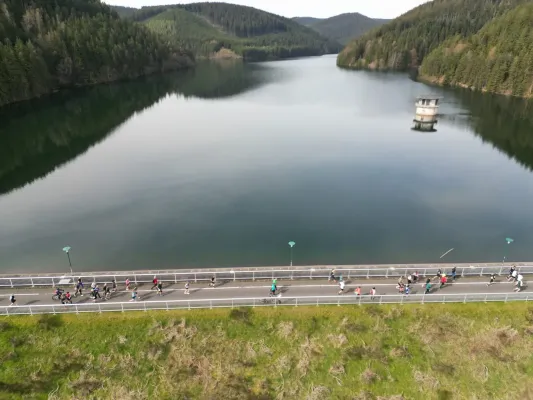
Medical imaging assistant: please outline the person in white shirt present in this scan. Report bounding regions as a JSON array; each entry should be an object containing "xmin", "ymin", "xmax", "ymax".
[{"xmin": 338, "ymin": 280, "xmax": 345, "ymax": 295}]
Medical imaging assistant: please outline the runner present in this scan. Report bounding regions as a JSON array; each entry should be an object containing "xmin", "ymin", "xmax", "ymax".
[
  {"xmin": 413, "ymin": 271, "xmax": 419, "ymax": 283},
  {"xmin": 9, "ymin": 295, "xmax": 16, "ymax": 306},
  {"xmin": 508, "ymin": 269, "xmax": 518, "ymax": 282},
  {"xmin": 157, "ymin": 281, "xmax": 163, "ymax": 296},
  {"xmin": 125, "ymin": 278, "xmax": 131, "ymax": 290},
  {"xmin": 440, "ymin": 274, "xmax": 447, "ymax": 289},
  {"xmin": 151, "ymin": 276, "xmax": 158, "ymax": 290},
  {"xmin": 404, "ymin": 286, "xmax": 410, "ymax": 296},
  {"xmin": 354, "ymin": 286, "xmax": 361, "ymax": 296},
  {"xmin": 370, "ymin": 287, "xmax": 376, "ymax": 300},
  {"xmin": 130, "ymin": 287, "xmax": 138, "ymax": 301},
  {"xmin": 451, "ymin": 266, "xmax": 457, "ymax": 281},
  {"xmin": 338, "ymin": 280, "xmax": 345, "ymax": 295},
  {"xmin": 508, "ymin": 265, "xmax": 516, "ymax": 280},
  {"xmin": 103, "ymin": 283, "xmax": 111, "ymax": 300},
  {"xmin": 92, "ymin": 285, "xmax": 101, "ymax": 302},
  {"xmin": 425, "ymin": 281, "xmax": 432, "ymax": 294},
  {"xmin": 487, "ymin": 274, "xmax": 496, "ymax": 286},
  {"xmin": 111, "ymin": 279, "xmax": 117, "ymax": 292},
  {"xmin": 270, "ymin": 282, "xmax": 276, "ymax": 297},
  {"xmin": 433, "ymin": 269, "xmax": 442, "ymax": 282},
  {"xmin": 75, "ymin": 278, "xmax": 83, "ymax": 296},
  {"xmin": 407, "ymin": 274, "xmax": 413, "ymax": 285},
  {"xmin": 514, "ymin": 280, "xmax": 524, "ymax": 292},
  {"xmin": 184, "ymin": 281, "xmax": 190, "ymax": 295},
  {"xmin": 272, "ymin": 278, "xmax": 277, "ymax": 292},
  {"xmin": 398, "ymin": 276, "xmax": 404, "ymax": 286},
  {"xmin": 209, "ymin": 276, "xmax": 216, "ymax": 288},
  {"xmin": 62, "ymin": 292, "xmax": 72, "ymax": 304},
  {"xmin": 329, "ymin": 269, "xmax": 336, "ymax": 283}
]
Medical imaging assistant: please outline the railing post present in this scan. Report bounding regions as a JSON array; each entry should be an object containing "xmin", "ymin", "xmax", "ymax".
[
  {"xmin": 310, "ymin": 270, "xmax": 313, "ymax": 280},
  {"xmin": 480, "ymin": 267, "xmax": 484, "ymax": 277},
  {"xmin": 358, "ymin": 295, "xmax": 362, "ymax": 306},
  {"xmin": 461, "ymin": 268, "xmax": 465, "ymax": 277},
  {"xmin": 291, "ymin": 271, "xmax": 294, "ymax": 280},
  {"xmin": 121, "ymin": 303, "xmax": 124, "ymax": 312},
  {"xmin": 231, "ymin": 299, "xmax": 234, "ymax": 309},
  {"xmin": 463, "ymin": 294, "xmax": 467, "ymax": 303},
  {"xmin": 401, "ymin": 295, "xmax": 404, "ymax": 305},
  {"xmin": 52, "ymin": 277, "xmax": 54, "ymax": 287},
  {"xmin": 210, "ymin": 300, "xmax": 213, "ymax": 310},
  {"xmin": 253, "ymin": 298, "xmax": 256, "ymax": 308},
  {"xmin": 134, "ymin": 274, "xmax": 137, "ymax": 285},
  {"xmin": 348, "ymin": 269, "xmax": 351, "ymax": 279},
  {"xmin": 174, "ymin": 274, "xmax": 177, "ymax": 284},
  {"xmin": 144, "ymin": 302, "xmax": 147, "ymax": 312},
  {"xmin": 295, "ymin": 298, "xmax": 298, "ymax": 307},
  {"xmin": 484, "ymin": 294, "xmax": 487, "ymax": 303},
  {"xmin": 316, "ymin": 298, "xmax": 319, "ymax": 306},
  {"xmin": 366, "ymin": 269, "xmax": 369, "ymax": 279},
  {"xmin": 9, "ymin": 279, "xmax": 13, "ymax": 288},
  {"xmin": 188, "ymin": 301, "xmax": 191, "ymax": 311},
  {"xmin": 423, "ymin": 269, "xmax": 426, "ymax": 278},
  {"xmin": 5, "ymin": 307, "xmax": 8, "ymax": 316},
  {"xmin": 52, "ymin": 305, "xmax": 56, "ymax": 315},
  {"xmin": 98, "ymin": 304, "xmax": 102, "ymax": 314},
  {"xmin": 166, "ymin": 302, "xmax": 169, "ymax": 311},
  {"xmin": 505, "ymin": 294, "xmax": 508, "ymax": 303},
  {"xmin": 379, "ymin": 295, "xmax": 383, "ymax": 305},
  {"xmin": 30, "ymin": 278, "xmax": 34, "ymax": 288},
  {"xmin": 385, "ymin": 269, "xmax": 389, "ymax": 278},
  {"xmin": 29, "ymin": 305, "xmax": 33, "ymax": 316},
  {"xmin": 442, "ymin": 296, "xmax": 445, "ymax": 304},
  {"xmin": 253, "ymin": 271, "xmax": 255, "ymax": 281},
  {"xmin": 337, "ymin": 297, "xmax": 340, "ymax": 306},
  {"xmin": 422, "ymin": 295, "xmax": 425, "ymax": 305},
  {"xmin": 75, "ymin": 304, "xmax": 79, "ymax": 314},
  {"xmin": 498, "ymin": 266, "xmax": 503, "ymax": 276},
  {"xmin": 194, "ymin": 273, "xmax": 197, "ymax": 283}
]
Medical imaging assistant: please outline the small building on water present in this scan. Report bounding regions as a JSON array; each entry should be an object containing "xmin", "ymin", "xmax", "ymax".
[{"xmin": 413, "ymin": 95, "xmax": 440, "ymax": 132}]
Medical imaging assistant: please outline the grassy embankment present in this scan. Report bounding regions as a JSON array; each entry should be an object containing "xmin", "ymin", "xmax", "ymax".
[{"xmin": 1, "ymin": 304, "xmax": 533, "ymax": 399}]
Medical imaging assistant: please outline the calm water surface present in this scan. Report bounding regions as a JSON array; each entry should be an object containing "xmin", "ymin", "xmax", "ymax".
[{"xmin": 1, "ymin": 56, "xmax": 533, "ymax": 273}]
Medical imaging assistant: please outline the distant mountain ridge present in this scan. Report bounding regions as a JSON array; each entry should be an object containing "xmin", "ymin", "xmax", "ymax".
[
  {"xmin": 293, "ymin": 13, "xmax": 389, "ymax": 45},
  {"xmin": 113, "ymin": 3, "xmax": 341, "ymax": 61}
]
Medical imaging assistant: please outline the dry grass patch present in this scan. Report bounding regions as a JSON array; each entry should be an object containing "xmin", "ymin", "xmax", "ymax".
[
  {"xmin": 276, "ymin": 321, "xmax": 294, "ymax": 338},
  {"xmin": 413, "ymin": 370, "xmax": 439, "ymax": 390},
  {"xmin": 361, "ymin": 368, "xmax": 380, "ymax": 384}
]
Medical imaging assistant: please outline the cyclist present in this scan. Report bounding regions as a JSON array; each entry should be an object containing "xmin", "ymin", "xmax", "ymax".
[{"xmin": 54, "ymin": 287, "xmax": 64, "ymax": 299}]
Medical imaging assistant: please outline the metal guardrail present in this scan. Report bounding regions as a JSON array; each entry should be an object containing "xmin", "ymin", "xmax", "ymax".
[
  {"xmin": 0, "ymin": 264, "xmax": 531, "ymax": 289},
  {"xmin": 1, "ymin": 292, "xmax": 531, "ymax": 316}
]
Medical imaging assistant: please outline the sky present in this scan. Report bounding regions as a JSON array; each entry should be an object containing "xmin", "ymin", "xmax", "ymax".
[{"xmin": 104, "ymin": 0, "xmax": 430, "ymax": 19}]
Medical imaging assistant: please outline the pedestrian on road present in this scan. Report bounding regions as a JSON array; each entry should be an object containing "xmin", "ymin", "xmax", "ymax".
[
  {"xmin": 62, "ymin": 292, "xmax": 72, "ymax": 304},
  {"xmin": 514, "ymin": 280, "xmax": 525, "ymax": 292},
  {"xmin": 157, "ymin": 281, "xmax": 163, "ymax": 296},
  {"xmin": 184, "ymin": 281, "xmax": 190, "ymax": 295},
  {"xmin": 272, "ymin": 278, "xmax": 277, "ymax": 292},
  {"xmin": 92, "ymin": 285, "xmax": 101, "ymax": 302},
  {"xmin": 509, "ymin": 266, "xmax": 516, "ymax": 279},
  {"xmin": 103, "ymin": 284, "xmax": 111, "ymax": 300},
  {"xmin": 329, "ymin": 269, "xmax": 336, "ymax": 283},
  {"xmin": 425, "ymin": 281, "xmax": 432, "ymax": 294},
  {"xmin": 270, "ymin": 283, "xmax": 276, "ymax": 297},
  {"xmin": 112, "ymin": 279, "xmax": 117, "ymax": 292},
  {"xmin": 125, "ymin": 278, "xmax": 131, "ymax": 290},
  {"xmin": 404, "ymin": 286, "xmax": 410, "ymax": 296},
  {"xmin": 9, "ymin": 295, "xmax": 16, "ymax": 306},
  {"xmin": 91, "ymin": 281, "xmax": 96, "ymax": 290},
  {"xmin": 413, "ymin": 271, "xmax": 419, "ymax": 283},
  {"xmin": 338, "ymin": 280, "xmax": 345, "ymax": 295},
  {"xmin": 451, "ymin": 267, "xmax": 457, "ymax": 281},
  {"xmin": 370, "ymin": 287, "xmax": 376, "ymax": 300},
  {"xmin": 517, "ymin": 274, "xmax": 524, "ymax": 284},
  {"xmin": 398, "ymin": 276, "xmax": 404, "ymax": 287},
  {"xmin": 151, "ymin": 276, "xmax": 158, "ymax": 290},
  {"xmin": 75, "ymin": 279, "xmax": 83, "ymax": 297},
  {"xmin": 407, "ymin": 274, "xmax": 413, "ymax": 285},
  {"xmin": 130, "ymin": 288, "xmax": 138, "ymax": 301},
  {"xmin": 508, "ymin": 269, "xmax": 518, "ymax": 282},
  {"xmin": 354, "ymin": 286, "xmax": 361, "ymax": 296},
  {"xmin": 440, "ymin": 274, "xmax": 447, "ymax": 289},
  {"xmin": 487, "ymin": 274, "xmax": 496, "ymax": 286},
  {"xmin": 433, "ymin": 269, "xmax": 442, "ymax": 282},
  {"xmin": 209, "ymin": 276, "xmax": 216, "ymax": 288}
]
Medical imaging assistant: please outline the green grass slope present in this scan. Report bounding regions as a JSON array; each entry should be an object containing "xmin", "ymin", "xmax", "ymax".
[
  {"xmin": 1, "ymin": 304, "xmax": 533, "ymax": 399},
  {"xmin": 337, "ymin": 0, "xmax": 529, "ymax": 71},
  {"xmin": 308, "ymin": 13, "xmax": 390, "ymax": 45},
  {"xmin": 420, "ymin": 2, "xmax": 533, "ymax": 98},
  {"xmin": 137, "ymin": 2, "xmax": 341, "ymax": 61}
]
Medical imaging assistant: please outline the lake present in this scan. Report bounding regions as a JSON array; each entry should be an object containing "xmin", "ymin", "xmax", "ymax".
[{"xmin": 1, "ymin": 55, "xmax": 533, "ymax": 273}]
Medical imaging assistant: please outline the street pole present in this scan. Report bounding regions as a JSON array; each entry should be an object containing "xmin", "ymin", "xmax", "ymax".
[
  {"xmin": 288, "ymin": 241, "xmax": 295, "ymax": 267},
  {"xmin": 503, "ymin": 238, "xmax": 514, "ymax": 263},
  {"xmin": 63, "ymin": 246, "xmax": 72, "ymax": 275}
]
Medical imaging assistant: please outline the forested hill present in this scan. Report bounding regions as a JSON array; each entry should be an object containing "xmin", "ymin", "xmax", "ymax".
[
  {"xmin": 296, "ymin": 13, "xmax": 389, "ymax": 45},
  {"xmin": 119, "ymin": 2, "xmax": 341, "ymax": 61},
  {"xmin": 336, "ymin": 0, "xmax": 529, "ymax": 71},
  {"xmin": 0, "ymin": 0, "xmax": 194, "ymax": 107},
  {"xmin": 420, "ymin": 3, "xmax": 533, "ymax": 98}
]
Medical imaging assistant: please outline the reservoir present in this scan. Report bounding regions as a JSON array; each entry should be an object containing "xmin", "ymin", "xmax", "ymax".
[{"xmin": 1, "ymin": 55, "xmax": 532, "ymax": 273}]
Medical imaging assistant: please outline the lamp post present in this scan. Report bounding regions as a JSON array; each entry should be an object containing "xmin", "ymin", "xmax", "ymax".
[
  {"xmin": 503, "ymin": 238, "xmax": 514, "ymax": 263},
  {"xmin": 288, "ymin": 241, "xmax": 295, "ymax": 267},
  {"xmin": 63, "ymin": 246, "xmax": 72, "ymax": 275}
]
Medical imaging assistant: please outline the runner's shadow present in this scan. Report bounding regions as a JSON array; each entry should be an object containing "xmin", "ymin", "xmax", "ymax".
[{"xmin": 24, "ymin": 300, "xmax": 39, "ymax": 306}]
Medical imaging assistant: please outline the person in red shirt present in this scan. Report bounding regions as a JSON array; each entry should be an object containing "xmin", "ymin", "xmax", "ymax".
[
  {"xmin": 440, "ymin": 275, "xmax": 447, "ymax": 289},
  {"xmin": 151, "ymin": 276, "xmax": 158, "ymax": 290}
]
